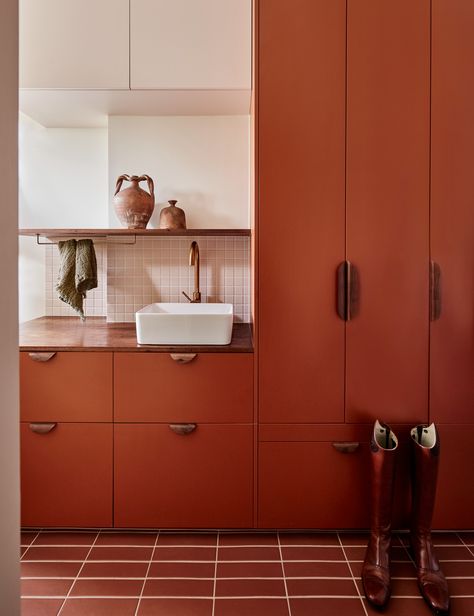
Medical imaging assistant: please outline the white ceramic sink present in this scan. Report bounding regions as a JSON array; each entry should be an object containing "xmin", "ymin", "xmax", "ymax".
[{"xmin": 136, "ymin": 303, "xmax": 233, "ymax": 345}]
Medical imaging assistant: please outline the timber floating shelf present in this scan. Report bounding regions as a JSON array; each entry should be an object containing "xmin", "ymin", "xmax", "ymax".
[{"xmin": 20, "ymin": 228, "xmax": 251, "ymax": 240}]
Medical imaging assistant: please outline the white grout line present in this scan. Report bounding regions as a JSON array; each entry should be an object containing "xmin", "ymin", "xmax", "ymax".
[
  {"xmin": 337, "ymin": 532, "xmax": 368, "ymax": 616},
  {"xmin": 277, "ymin": 531, "xmax": 292, "ymax": 616},
  {"xmin": 134, "ymin": 529, "xmax": 160, "ymax": 616},
  {"xmin": 56, "ymin": 531, "xmax": 100, "ymax": 615},
  {"xmin": 211, "ymin": 531, "xmax": 219, "ymax": 616}
]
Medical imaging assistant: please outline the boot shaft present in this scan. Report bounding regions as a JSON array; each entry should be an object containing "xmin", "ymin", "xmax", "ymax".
[
  {"xmin": 410, "ymin": 423, "xmax": 440, "ymax": 535},
  {"xmin": 369, "ymin": 420, "xmax": 398, "ymax": 533}
]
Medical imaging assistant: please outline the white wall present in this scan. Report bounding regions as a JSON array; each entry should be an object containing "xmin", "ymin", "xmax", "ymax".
[
  {"xmin": 0, "ymin": 0, "xmax": 20, "ymax": 613},
  {"xmin": 18, "ymin": 114, "xmax": 108, "ymax": 321},
  {"xmin": 108, "ymin": 115, "xmax": 250, "ymax": 229}
]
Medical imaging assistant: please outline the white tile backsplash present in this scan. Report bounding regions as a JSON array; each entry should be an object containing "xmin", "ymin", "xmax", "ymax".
[{"xmin": 45, "ymin": 236, "xmax": 250, "ymax": 323}]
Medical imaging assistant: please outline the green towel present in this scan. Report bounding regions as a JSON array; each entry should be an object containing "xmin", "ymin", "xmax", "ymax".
[{"xmin": 56, "ymin": 239, "xmax": 98, "ymax": 320}]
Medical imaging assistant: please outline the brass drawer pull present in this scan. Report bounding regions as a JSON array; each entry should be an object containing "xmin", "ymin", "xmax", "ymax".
[
  {"xmin": 332, "ymin": 442, "xmax": 360, "ymax": 454},
  {"xmin": 29, "ymin": 423, "xmax": 57, "ymax": 435},
  {"xmin": 169, "ymin": 423, "xmax": 197, "ymax": 435},
  {"xmin": 28, "ymin": 352, "xmax": 56, "ymax": 362},
  {"xmin": 170, "ymin": 353, "xmax": 197, "ymax": 364}
]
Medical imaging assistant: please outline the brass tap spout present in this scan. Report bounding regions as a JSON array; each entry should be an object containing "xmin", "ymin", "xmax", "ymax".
[{"xmin": 182, "ymin": 241, "xmax": 201, "ymax": 303}]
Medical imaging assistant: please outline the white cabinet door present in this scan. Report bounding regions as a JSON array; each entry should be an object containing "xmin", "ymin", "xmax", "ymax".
[
  {"xmin": 130, "ymin": 0, "xmax": 251, "ymax": 90},
  {"xmin": 20, "ymin": 0, "xmax": 129, "ymax": 89}
]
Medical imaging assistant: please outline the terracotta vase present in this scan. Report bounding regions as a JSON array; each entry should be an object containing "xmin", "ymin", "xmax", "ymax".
[
  {"xmin": 113, "ymin": 174, "xmax": 155, "ymax": 229},
  {"xmin": 159, "ymin": 199, "xmax": 187, "ymax": 230}
]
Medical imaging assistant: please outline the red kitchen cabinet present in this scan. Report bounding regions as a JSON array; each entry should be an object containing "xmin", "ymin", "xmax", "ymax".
[
  {"xmin": 20, "ymin": 351, "xmax": 113, "ymax": 422},
  {"xmin": 21, "ymin": 422, "xmax": 113, "ymax": 527},
  {"xmin": 114, "ymin": 353, "xmax": 253, "ymax": 423},
  {"xmin": 430, "ymin": 0, "xmax": 474, "ymax": 424},
  {"xmin": 257, "ymin": 0, "xmax": 346, "ymax": 424},
  {"xmin": 345, "ymin": 0, "xmax": 430, "ymax": 424},
  {"xmin": 114, "ymin": 423, "xmax": 253, "ymax": 528}
]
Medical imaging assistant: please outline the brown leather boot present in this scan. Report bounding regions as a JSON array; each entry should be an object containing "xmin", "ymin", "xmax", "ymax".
[
  {"xmin": 410, "ymin": 423, "xmax": 450, "ymax": 615},
  {"xmin": 362, "ymin": 420, "xmax": 398, "ymax": 609}
]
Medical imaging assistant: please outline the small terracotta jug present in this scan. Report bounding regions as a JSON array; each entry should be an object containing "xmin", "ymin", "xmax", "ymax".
[
  {"xmin": 159, "ymin": 200, "xmax": 187, "ymax": 230},
  {"xmin": 113, "ymin": 174, "xmax": 155, "ymax": 229}
]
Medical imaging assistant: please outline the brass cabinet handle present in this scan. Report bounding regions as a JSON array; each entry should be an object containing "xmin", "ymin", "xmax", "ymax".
[
  {"xmin": 430, "ymin": 261, "xmax": 442, "ymax": 321},
  {"xmin": 169, "ymin": 423, "xmax": 197, "ymax": 435},
  {"xmin": 170, "ymin": 353, "xmax": 197, "ymax": 364},
  {"xmin": 332, "ymin": 441, "xmax": 360, "ymax": 454},
  {"xmin": 29, "ymin": 423, "xmax": 57, "ymax": 435},
  {"xmin": 336, "ymin": 261, "xmax": 359, "ymax": 321},
  {"xmin": 28, "ymin": 352, "xmax": 56, "ymax": 362}
]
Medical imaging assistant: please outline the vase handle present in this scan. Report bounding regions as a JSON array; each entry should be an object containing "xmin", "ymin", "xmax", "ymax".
[
  {"xmin": 139, "ymin": 175, "xmax": 154, "ymax": 199},
  {"xmin": 114, "ymin": 174, "xmax": 131, "ymax": 196}
]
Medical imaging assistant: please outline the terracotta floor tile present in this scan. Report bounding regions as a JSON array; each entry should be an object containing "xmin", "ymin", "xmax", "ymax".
[
  {"xmin": 286, "ymin": 578, "xmax": 357, "ymax": 597},
  {"xmin": 387, "ymin": 577, "xmax": 420, "ymax": 597},
  {"xmin": 290, "ymin": 597, "xmax": 365, "ymax": 616},
  {"xmin": 60, "ymin": 598, "xmax": 139, "ymax": 615},
  {"xmin": 143, "ymin": 578, "xmax": 214, "ymax": 597},
  {"xmin": 284, "ymin": 560, "xmax": 351, "ymax": 577},
  {"xmin": 349, "ymin": 561, "xmax": 363, "ymax": 577},
  {"xmin": 21, "ymin": 531, "xmax": 39, "ymax": 546},
  {"xmin": 152, "ymin": 546, "xmax": 217, "ymax": 561},
  {"xmin": 33, "ymin": 532, "xmax": 98, "ymax": 546},
  {"xmin": 79, "ymin": 561, "xmax": 149, "ymax": 578},
  {"xmin": 364, "ymin": 597, "xmax": 432, "ymax": 615},
  {"xmin": 21, "ymin": 547, "xmax": 28, "ymax": 557},
  {"xmin": 215, "ymin": 578, "xmax": 286, "ymax": 597},
  {"xmin": 450, "ymin": 598, "xmax": 474, "ymax": 616},
  {"xmin": 95, "ymin": 531, "xmax": 157, "ymax": 547},
  {"xmin": 390, "ymin": 561, "xmax": 417, "ymax": 577},
  {"xmin": 214, "ymin": 598, "xmax": 290, "ymax": 616},
  {"xmin": 148, "ymin": 561, "xmax": 215, "ymax": 578},
  {"xmin": 431, "ymin": 532, "xmax": 463, "ymax": 546},
  {"xmin": 21, "ymin": 561, "xmax": 82, "ymax": 578},
  {"xmin": 342, "ymin": 546, "xmax": 366, "ymax": 560},
  {"xmin": 22, "ymin": 546, "xmax": 89, "ymax": 561},
  {"xmin": 442, "ymin": 560, "xmax": 474, "ymax": 576},
  {"xmin": 217, "ymin": 561, "xmax": 283, "ymax": 578},
  {"xmin": 279, "ymin": 533, "xmax": 340, "ymax": 546},
  {"xmin": 338, "ymin": 533, "xmax": 369, "ymax": 547},
  {"xmin": 436, "ymin": 546, "xmax": 474, "ymax": 560},
  {"xmin": 21, "ymin": 598, "xmax": 64, "ymax": 616},
  {"xmin": 157, "ymin": 533, "xmax": 217, "ymax": 546},
  {"xmin": 458, "ymin": 532, "xmax": 474, "ymax": 545},
  {"xmin": 447, "ymin": 577, "xmax": 474, "ymax": 595},
  {"xmin": 281, "ymin": 546, "xmax": 345, "ymax": 561},
  {"xmin": 87, "ymin": 546, "xmax": 152, "ymax": 561},
  {"xmin": 218, "ymin": 546, "xmax": 280, "ymax": 561},
  {"xmin": 21, "ymin": 578, "xmax": 73, "ymax": 597},
  {"xmin": 219, "ymin": 532, "xmax": 278, "ymax": 546},
  {"xmin": 69, "ymin": 578, "xmax": 143, "ymax": 597},
  {"xmin": 137, "ymin": 598, "xmax": 213, "ymax": 616}
]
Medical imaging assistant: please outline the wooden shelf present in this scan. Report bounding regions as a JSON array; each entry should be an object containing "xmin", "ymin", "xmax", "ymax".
[{"xmin": 19, "ymin": 228, "xmax": 251, "ymax": 239}]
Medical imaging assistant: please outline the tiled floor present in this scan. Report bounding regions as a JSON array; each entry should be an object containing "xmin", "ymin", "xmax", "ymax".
[{"xmin": 20, "ymin": 530, "xmax": 474, "ymax": 615}]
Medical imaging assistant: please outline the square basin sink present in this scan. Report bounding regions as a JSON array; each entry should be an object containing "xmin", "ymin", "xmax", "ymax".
[{"xmin": 136, "ymin": 303, "xmax": 233, "ymax": 345}]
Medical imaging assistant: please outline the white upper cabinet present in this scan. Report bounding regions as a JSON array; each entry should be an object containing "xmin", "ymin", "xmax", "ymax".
[
  {"xmin": 130, "ymin": 0, "xmax": 251, "ymax": 90},
  {"xmin": 20, "ymin": 0, "xmax": 129, "ymax": 89}
]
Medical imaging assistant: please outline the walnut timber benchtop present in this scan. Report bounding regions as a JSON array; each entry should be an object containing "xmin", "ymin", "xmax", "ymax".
[{"xmin": 19, "ymin": 317, "xmax": 253, "ymax": 353}]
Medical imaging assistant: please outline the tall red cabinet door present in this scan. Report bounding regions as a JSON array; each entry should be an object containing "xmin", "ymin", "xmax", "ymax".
[
  {"xmin": 346, "ymin": 1, "xmax": 430, "ymax": 424},
  {"xmin": 430, "ymin": 1, "xmax": 474, "ymax": 424},
  {"xmin": 258, "ymin": 0, "xmax": 346, "ymax": 423}
]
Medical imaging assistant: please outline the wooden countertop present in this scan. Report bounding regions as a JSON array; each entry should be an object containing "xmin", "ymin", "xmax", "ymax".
[{"xmin": 19, "ymin": 317, "xmax": 253, "ymax": 353}]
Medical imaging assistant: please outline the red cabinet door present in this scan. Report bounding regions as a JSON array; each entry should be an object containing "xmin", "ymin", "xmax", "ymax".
[
  {"xmin": 114, "ymin": 353, "xmax": 253, "ymax": 423},
  {"xmin": 258, "ymin": 425, "xmax": 411, "ymax": 529},
  {"xmin": 21, "ymin": 423, "xmax": 113, "ymax": 527},
  {"xmin": 257, "ymin": 0, "xmax": 346, "ymax": 423},
  {"xmin": 114, "ymin": 424, "xmax": 253, "ymax": 528},
  {"xmin": 345, "ymin": 1, "xmax": 430, "ymax": 425},
  {"xmin": 20, "ymin": 352, "xmax": 113, "ymax": 422},
  {"xmin": 433, "ymin": 425, "xmax": 474, "ymax": 528},
  {"xmin": 430, "ymin": 0, "xmax": 474, "ymax": 424}
]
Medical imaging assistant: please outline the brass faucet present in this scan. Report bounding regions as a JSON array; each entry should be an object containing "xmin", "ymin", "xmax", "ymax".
[{"xmin": 182, "ymin": 241, "xmax": 201, "ymax": 303}]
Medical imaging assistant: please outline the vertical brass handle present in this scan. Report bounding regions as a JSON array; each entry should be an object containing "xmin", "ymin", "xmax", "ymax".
[
  {"xmin": 430, "ymin": 261, "xmax": 441, "ymax": 321},
  {"xmin": 332, "ymin": 442, "xmax": 360, "ymax": 454},
  {"xmin": 169, "ymin": 423, "xmax": 197, "ymax": 435},
  {"xmin": 170, "ymin": 353, "xmax": 197, "ymax": 364},
  {"xmin": 28, "ymin": 352, "xmax": 56, "ymax": 362},
  {"xmin": 336, "ymin": 261, "xmax": 359, "ymax": 321},
  {"xmin": 29, "ymin": 423, "xmax": 57, "ymax": 434}
]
